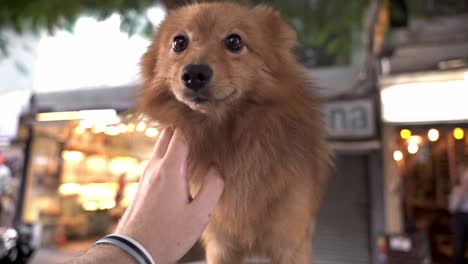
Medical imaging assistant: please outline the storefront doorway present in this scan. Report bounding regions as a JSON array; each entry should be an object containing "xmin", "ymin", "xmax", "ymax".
[{"xmin": 21, "ymin": 113, "xmax": 158, "ymax": 248}]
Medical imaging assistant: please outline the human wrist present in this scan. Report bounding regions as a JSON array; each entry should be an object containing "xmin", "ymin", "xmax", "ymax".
[
  {"xmin": 73, "ymin": 243, "xmax": 136, "ymax": 264},
  {"xmin": 114, "ymin": 228, "xmax": 173, "ymax": 264}
]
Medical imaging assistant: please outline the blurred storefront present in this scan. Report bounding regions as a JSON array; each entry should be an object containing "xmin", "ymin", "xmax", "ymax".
[
  {"xmin": 17, "ymin": 85, "xmax": 159, "ymax": 247},
  {"xmin": 379, "ymin": 1, "xmax": 468, "ymax": 261},
  {"xmin": 381, "ymin": 68, "xmax": 468, "ymax": 263}
]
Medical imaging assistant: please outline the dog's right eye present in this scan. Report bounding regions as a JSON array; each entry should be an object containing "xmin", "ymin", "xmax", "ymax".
[{"xmin": 172, "ymin": 35, "xmax": 189, "ymax": 53}]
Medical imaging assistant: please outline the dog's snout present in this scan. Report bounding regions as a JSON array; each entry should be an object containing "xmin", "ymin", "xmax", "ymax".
[{"xmin": 181, "ymin": 64, "xmax": 213, "ymax": 91}]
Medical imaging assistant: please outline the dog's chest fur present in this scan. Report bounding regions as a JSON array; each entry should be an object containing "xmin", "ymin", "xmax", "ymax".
[{"xmin": 184, "ymin": 108, "xmax": 325, "ymax": 245}]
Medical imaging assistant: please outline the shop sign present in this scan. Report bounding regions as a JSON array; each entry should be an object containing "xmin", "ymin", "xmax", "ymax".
[{"xmin": 324, "ymin": 99, "xmax": 376, "ymax": 139}]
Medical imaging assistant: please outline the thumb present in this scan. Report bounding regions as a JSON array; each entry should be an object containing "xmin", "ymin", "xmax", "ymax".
[{"xmin": 190, "ymin": 167, "xmax": 224, "ymax": 223}]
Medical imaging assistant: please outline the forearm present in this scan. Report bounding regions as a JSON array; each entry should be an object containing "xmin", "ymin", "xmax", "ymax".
[{"xmin": 70, "ymin": 244, "xmax": 137, "ymax": 264}]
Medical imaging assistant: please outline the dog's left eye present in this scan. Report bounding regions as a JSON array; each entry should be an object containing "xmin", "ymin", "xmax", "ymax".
[
  {"xmin": 172, "ymin": 35, "xmax": 189, "ymax": 53},
  {"xmin": 224, "ymin": 34, "xmax": 243, "ymax": 53}
]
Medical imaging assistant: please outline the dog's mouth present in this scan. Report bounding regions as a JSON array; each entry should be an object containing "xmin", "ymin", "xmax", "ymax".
[
  {"xmin": 184, "ymin": 90, "xmax": 237, "ymax": 105},
  {"xmin": 186, "ymin": 94, "xmax": 210, "ymax": 104}
]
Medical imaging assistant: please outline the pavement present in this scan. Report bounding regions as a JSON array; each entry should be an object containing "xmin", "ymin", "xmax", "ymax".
[
  {"xmin": 29, "ymin": 240, "xmax": 269, "ymax": 263},
  {"xmin": 30, "ymin": 239, "xmax": 91, "ymax": 264},
  {"xmin": 31, "ymin": 249, "xmax": 80, "ymax": 264}
]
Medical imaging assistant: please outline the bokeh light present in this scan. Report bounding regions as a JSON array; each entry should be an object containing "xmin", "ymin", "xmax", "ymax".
[
  {"xmin": 393, "ymin": 150, "xmax": 403, "ymax": 161},
  {"xmin": 400, "ymin": 129, "xmax": 411, "ymax": 139},
  {"xmin": 454, "ymin": 128, "xmax": 464, "ymax": 140},
  {"xmin": 407, "ymin": 143, "xmax": 419, "ymax": 154},
  {"xmin": 427, "ymin": 129, "xmax": 439, "ymax": 142}
]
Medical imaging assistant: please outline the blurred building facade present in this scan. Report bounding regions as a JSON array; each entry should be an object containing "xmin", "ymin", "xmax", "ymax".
[
  {"xmin": 0, "ymin": 1, "xmax": 396, "ymax": 264},
  {"xmin": 379, "ymin": 0, "xmax": 468, "ymax": 262},
  {"xmin": 0, "ymin": 1, "xmax": 438, "ymax": 263}
]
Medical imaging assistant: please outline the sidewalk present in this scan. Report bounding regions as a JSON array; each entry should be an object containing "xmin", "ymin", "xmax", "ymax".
[
  {"xmin": 31, "ymin": 249, "xmax": 268, "ymax": 264},
  {"xmin": 29, "ymin": 238, "xmax": 269, "ymax": 263},
  {"xmin": 30, "ymin": 239, "xmax": 92, "ymax": 264}
]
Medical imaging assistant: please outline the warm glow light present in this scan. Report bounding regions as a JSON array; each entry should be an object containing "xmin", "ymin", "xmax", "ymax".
[
  {"xmin": 400, "ymin": 129, "xmax": 412, "ymax": 139},
  {"xmin": 62, "ymin": 151, "xmax": 84, "ymax": 163},
  {"xmin": 454, "ymin": 128, "xmax": 465, "ymax": 140},
  {"xmin": 36, "ymin": 111, "xmax": 80, "ymax": 121},
  {"xmin": 407, "ymin": 135, "xmax": 423, "ymax": 145},
  {"xmin": 117, "ymin": 123, "xmax": 127, "ymax": 133},
  {"xmin": 80, "ymin": 182, "xmax": 116, "ymax": 198},
  {"xmin": 145, "ymin": 127, "xmax": 159, "ymax": 137},
  {"xmin": 127, "ymin": 123, "xmax": 135, "ymax": 132},
  {"xmin": 79, "ymin": 109, "xmax": 117, "ymax": 120},
  {"xmin": 382, "ymin": 80, "xmax": 468, "ymax": 123},
  {"xmin": 81, "ymin": 200, "xmax": 116, "ymax": 211},
  {"xmin": 100, "ymin": 200, "xmax": 116, "ymax": 210},
  {"xmin": 105, "ymin": 126, "xmax": 120, "ymax": 136},
  {"xmin": 80, "ymin": 119, "xmax": 93, "ymax": 129},
  {"xmin": 36, "ymin": 109, "xmax": 118, "ymax": 122},
  {"xmin": 407, "ymin": 143, "xmax": 419, "ymax": 154},
  {"xmin": 136, "ymin": 121, "xmax": 146, "ymax": 132},
  {"xmin": 74, "ymin": 125, "xmax": 86, "ymax": 135},
  {"xmin": 79, "ymin": 183, "xmax": 118, "ymax": 211},
  {"xmin": 110, "ymin": 157, "xmax": 138, "ymax": 175},
  {"xmin": 59, "ymin": 183, "xmax": 81, "ymax": 195},
  {"xmin": 464, "ymin": 71, "xmax": 468, "ymax": 81},
  {"xmin": 121, "ymin": 183, "xmax": 139, "ymax": 207},
  {"xmin": 85, "ymin": 156, "xmax": 107, "ymax": 171},
  {"xmin": 92, "ymin": 124, "xmax": 106, "ymax": 133},
  {"xmin": 428, "ymin": 129, "xmax": 439, "ymax": 142},
  {"xmin": 82, "ymin": 201, "xmax": 98, "ymax": 211},
  {"xmin": 393, "ymin": 150, "xmax": 403, "ymax": 161}
]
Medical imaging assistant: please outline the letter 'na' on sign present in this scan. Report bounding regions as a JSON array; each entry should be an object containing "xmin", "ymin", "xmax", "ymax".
[{"xmin": 324, "ymin": 99, "xmax": 376, "ymax": 139}]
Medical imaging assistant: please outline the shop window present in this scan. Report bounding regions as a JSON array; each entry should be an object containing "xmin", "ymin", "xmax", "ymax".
[{"xmin": 393, "ymin": 127, "xmax": 468, "ymax": 263}]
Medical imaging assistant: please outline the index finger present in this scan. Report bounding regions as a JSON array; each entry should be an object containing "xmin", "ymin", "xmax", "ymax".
[
  {"xmin": 164, "ymin": 129, "xmax": 189, "ymax": 167},
  {"xmin": 152, "ymin": 127, "xmax": 174, "ymax": 160}
]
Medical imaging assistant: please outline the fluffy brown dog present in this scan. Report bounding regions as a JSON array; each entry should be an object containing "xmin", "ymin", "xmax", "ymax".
[{"xmin": 139, "ymin": 2, "xmax": 331, "ymax": 263}]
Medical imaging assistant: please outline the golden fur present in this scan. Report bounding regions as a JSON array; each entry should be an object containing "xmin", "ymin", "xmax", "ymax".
[{"xmin": 139, "ymin": 2, "xmax": 331, "ymax": 263}]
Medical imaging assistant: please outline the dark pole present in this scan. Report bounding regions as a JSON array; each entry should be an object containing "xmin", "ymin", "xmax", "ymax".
[{"xmin": 14, "ymin": 95, "xmax": 36, "ymax": 226}]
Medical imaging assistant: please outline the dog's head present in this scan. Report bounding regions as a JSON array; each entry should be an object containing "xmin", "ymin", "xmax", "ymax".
[{"xmin": 140, "ymin": 2, "xmax": 298, "ymax": 120}]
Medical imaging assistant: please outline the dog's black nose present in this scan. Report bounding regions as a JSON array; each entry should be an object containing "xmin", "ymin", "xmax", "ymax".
[{"xmin": 181, "ymin": 64, "xmax": 213, "ymax": 91}]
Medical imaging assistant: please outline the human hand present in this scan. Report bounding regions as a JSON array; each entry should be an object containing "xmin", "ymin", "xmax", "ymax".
[{"xmin": 115, "ymin": 128, "xmax": 224, "ymax": 263}]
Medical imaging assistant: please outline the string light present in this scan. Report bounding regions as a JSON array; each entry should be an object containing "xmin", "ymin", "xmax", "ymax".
[
  {"xmin": 117, "ymin": 123, "xmax": 127, "ymax": 133},
  {"xmin": 400, "ymin": 129, "xmax": 411, "ymax": 139},
  {"xmin": 408, "ymin": 143, "xmax": 419, "ymax": 154},
  {"xmin": 145, "ymin": 128, "xmax": 159, "ymax": 137},
  {"xmin": 393, "ymin": 151, "xmax": 403, "ymax": 161},
  {"xmin": 427, "ymin": 129, "xmax": 439, "ymax": 142},
  {"xmin": 127, "ymin": 123, "xmax": 135, "ymax": 132},
  {"xmin": 454, "ymin": 128, "xmax": 464, "ymax": 140},
  {"xmin": 105, "ymin": 126, "xmax": 120, "ymax": 136},
  {"xmin": 74, "ymin": 125, "xmax": 86, "ymax": 135},
  {"xmin": 136, "ymin": 121, "xmax": 146, "ymax": 132},
  {"xmin": 92, "ymin": 124, "xmax": 106, "ymax": 133}
]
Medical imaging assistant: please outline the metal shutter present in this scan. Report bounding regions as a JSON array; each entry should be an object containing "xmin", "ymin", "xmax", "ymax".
[{"xmin": 312, "ymin": 154, "xmax": 371, "ymax": 264}]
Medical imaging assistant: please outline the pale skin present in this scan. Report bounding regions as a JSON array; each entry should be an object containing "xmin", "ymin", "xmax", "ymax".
[
  {"xmin": 72, "ymin": 128, "xmax": 225, "ymax": 264},
  {"xmin": 449, "ymin": 170, "xmax": 468, "ymax": 212}
]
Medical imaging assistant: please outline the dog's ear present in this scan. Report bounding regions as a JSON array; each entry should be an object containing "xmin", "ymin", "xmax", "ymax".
[
  {"xmin": 252, "ymin": 5, "xmax": 297, "ymax": 50},
  {"xmin": 141, "ymin": 42, "xmax": 158, "ymax": 83}
]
